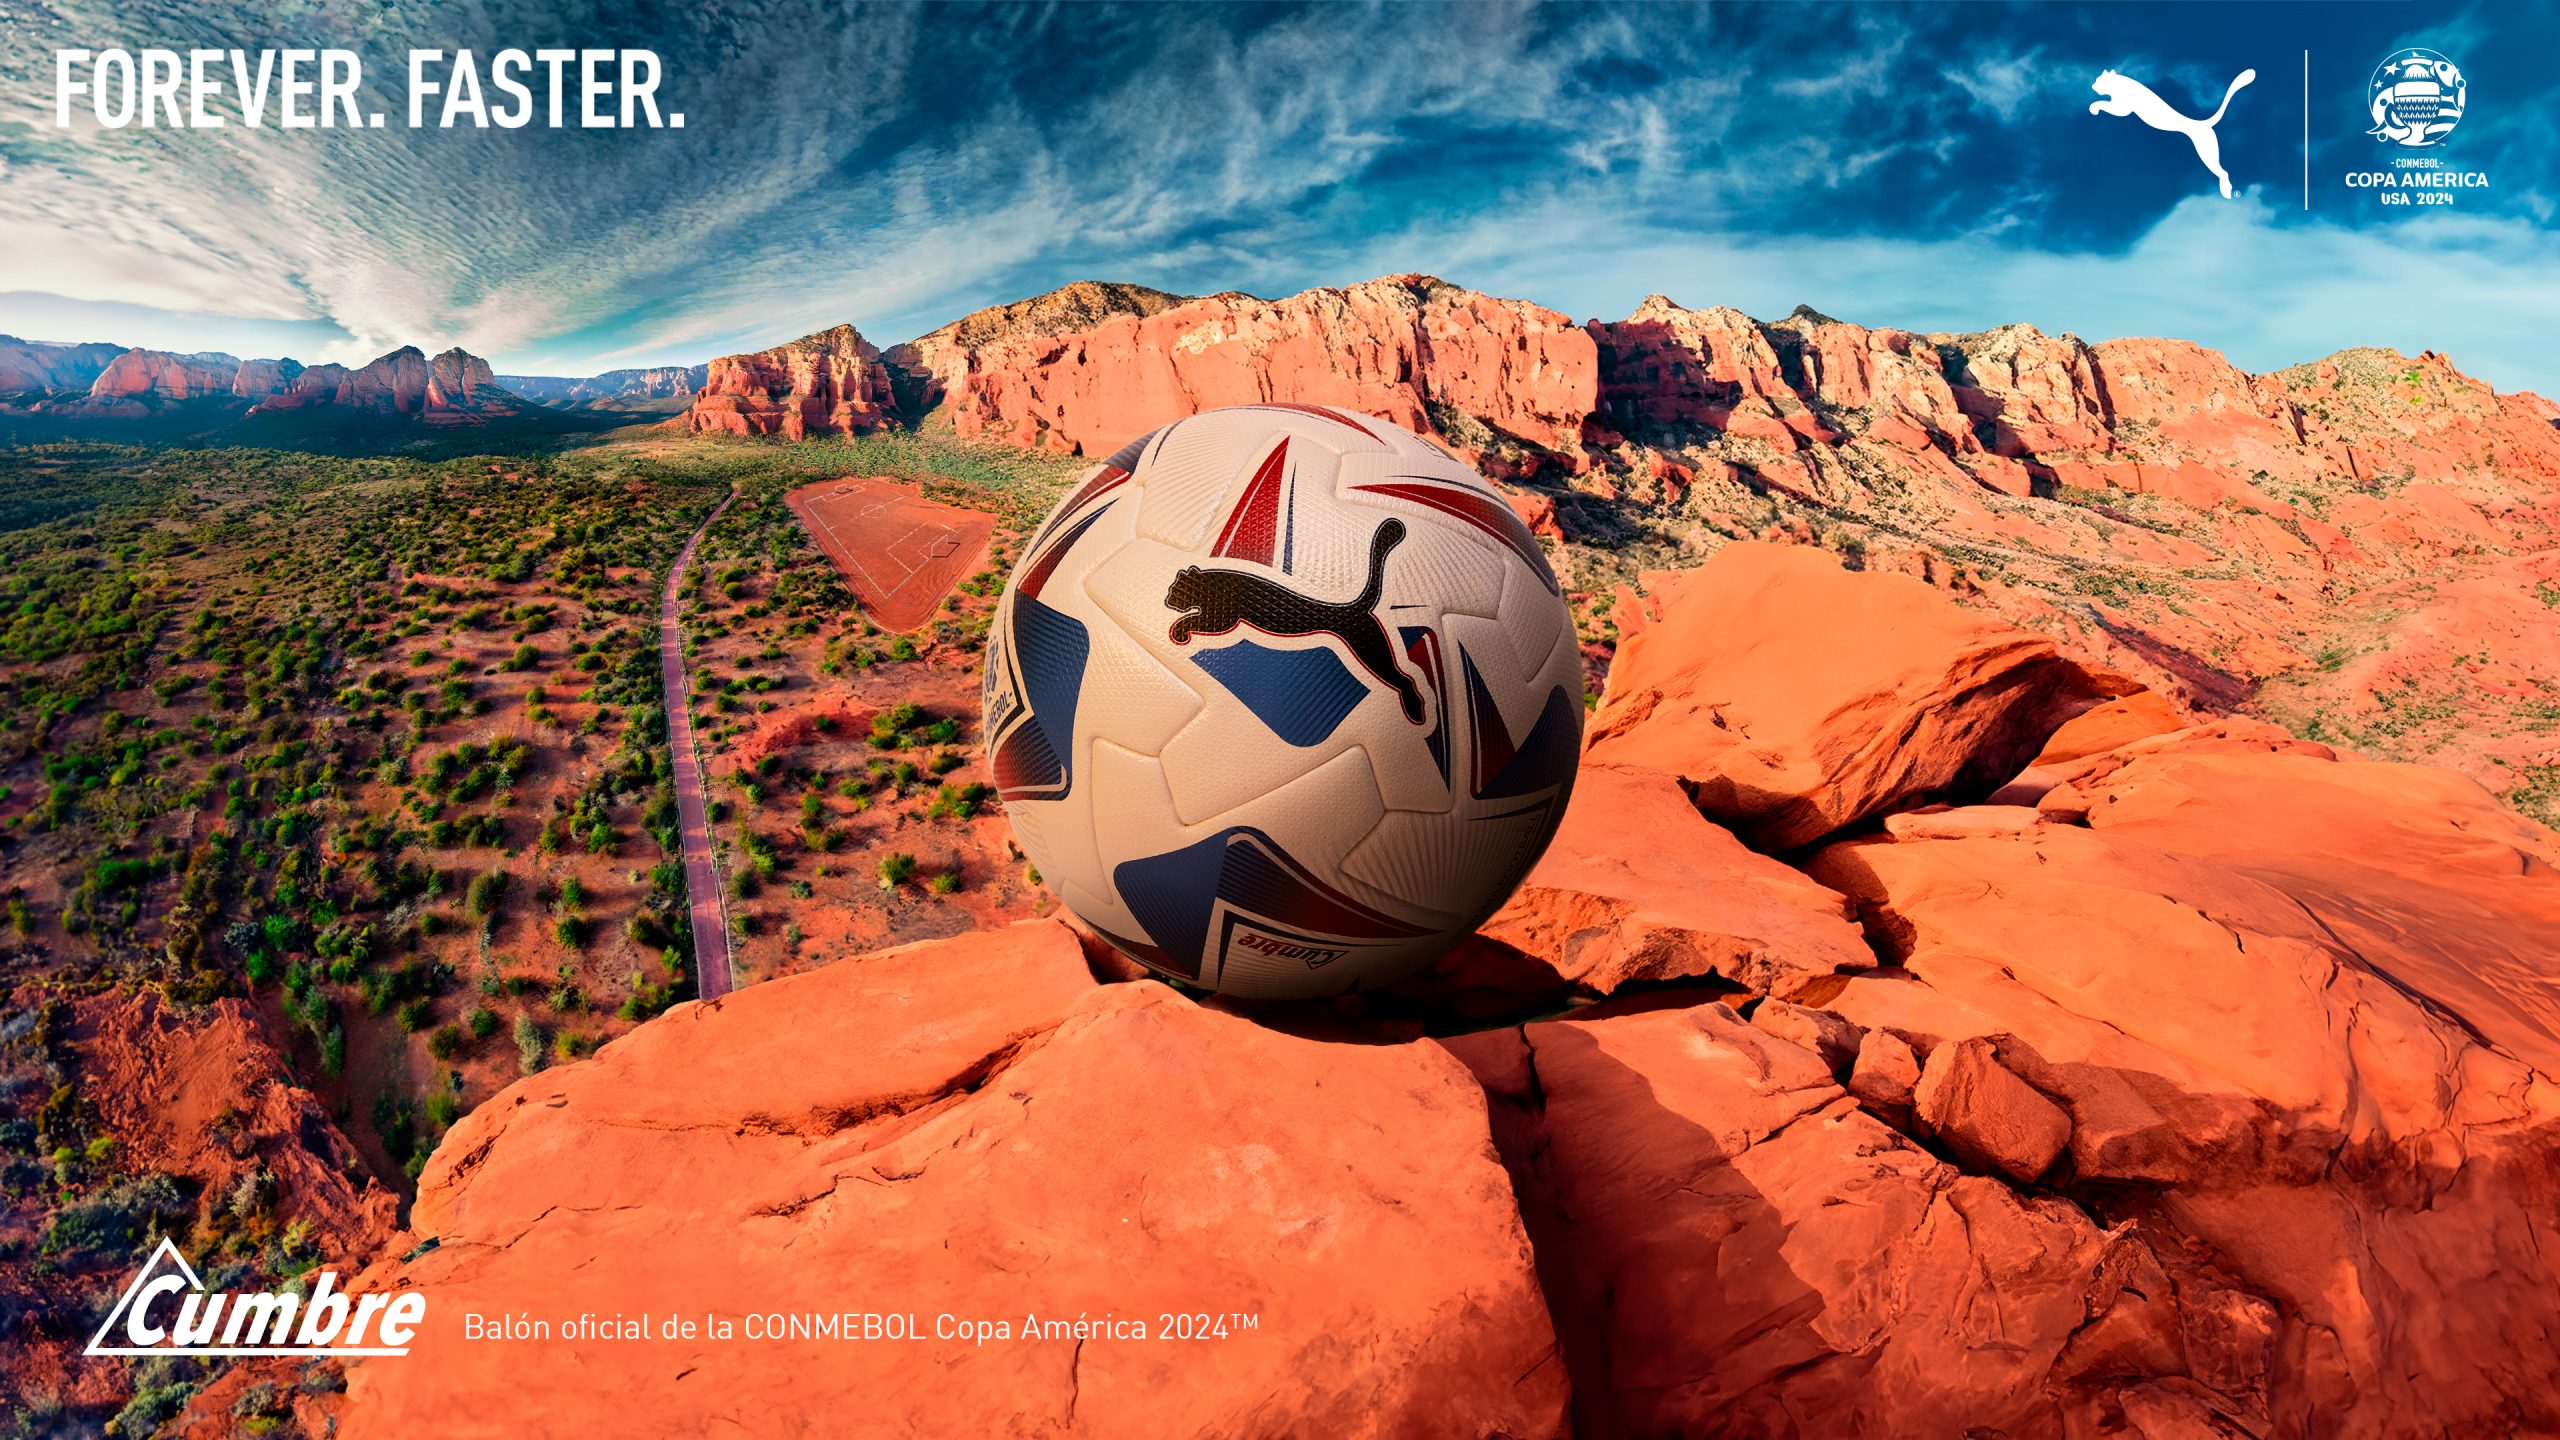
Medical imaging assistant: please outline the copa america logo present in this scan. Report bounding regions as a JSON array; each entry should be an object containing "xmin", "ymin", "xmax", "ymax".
[{"xmin": 2369, "ymin": 48, "xmax": 2465, "ymax": 148}]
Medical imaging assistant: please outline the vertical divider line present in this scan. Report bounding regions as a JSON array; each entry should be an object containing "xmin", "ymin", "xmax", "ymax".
[{"xmin": 2303, "ymin": 50, "xmax": 2311, "ymax": 211}]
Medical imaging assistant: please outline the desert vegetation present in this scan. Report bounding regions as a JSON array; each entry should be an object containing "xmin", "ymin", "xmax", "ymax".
[
  {"xmin": 668, "ymin": 449, "xmax": 1071, "ymax": 980},
  {"xmin": 0, "ymin": 442, "xmax": 729, "ymax": 1199}
]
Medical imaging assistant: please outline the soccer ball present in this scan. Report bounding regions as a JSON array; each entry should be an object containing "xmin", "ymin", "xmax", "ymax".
[{"xmin": 982, "ymin": 404, "xmax": 1582, "ymax": 998}]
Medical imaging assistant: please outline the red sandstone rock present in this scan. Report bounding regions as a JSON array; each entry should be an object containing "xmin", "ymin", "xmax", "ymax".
[
  {"xmin": 1585, "ymin": 542, "xmax": 2127, "ymax": 850},
  {"xmin": 2094, "ymin": 337, "xmax": 2304, "ymax": 456},
  {"xmin": 0, "ymin": 334, "xmax": 124, "ymax": 397},
  {"xmin": 330, "ymin": 922, "xmax": 1566, "ymax": 1438},
  {"xmin": 1591, "ymin": 295, "xmax": 1839, "ymax": 446},
  {"xmin": 1803, "ymin": 734, "xmax": 2560, "ymax": 1435},
  {"xmin": 246, "ymin": 345, "xmax": 514, "ymax": 419},
  {"xmin": 685, "ymin": 323, "xmax": 898, "ymax": 439},
  {"xmin": 234, "ymin": 529, "xmax": 2560, "ymax": 1440},
  {"xmin": 1913, "ymin": 1035, "xmax": 2072, "ymax": 1183},
  {"xmin": 1779, "ymin": 311, "xmax": 1977, "ymax": 453},
  {"xmin": 1938, "ymin": 323, "xmax": 2114, "ymax": 455},
  {"xmin": 1441, "ymin": 1003, "xmax": 2267, "ymax": 1437},
  {"xmin": 1848, "ymin": 1025, "xmax": 1923, "ymax": 1113},
  {"xmin": 1406, "ymin": 762, "xmax": 1873, "ymax": 1010},
  {"xmin": 891, "ymin": 275, "xmax": 1597, "ymax": 466},
  {"xmin": 2031, "ymin": 687, "xmax": 2189, "ymax": 766},
  {"xmin": 1506, "ymin": 489, "xmax": 1565, "ymax": 542},
  {"xmin": 229, "ymin": 356, "xmax": 305, "ymax": 400},
  {"xmin": 76, "ymin": 348, "xmax": 240, "ymax": 411},
  {"xmin": 67, "ymin": 990, "xmax": 396, "ymax": 1259}
]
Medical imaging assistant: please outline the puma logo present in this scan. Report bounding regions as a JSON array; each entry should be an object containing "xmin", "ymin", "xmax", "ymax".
[
  {"xmin": 2089, "ymin": 67, "xmax": 2255, "ymax": 198},
  {"xmin": 1165, "ymin": 518, "xmax": 1424, "ymax": 723}
]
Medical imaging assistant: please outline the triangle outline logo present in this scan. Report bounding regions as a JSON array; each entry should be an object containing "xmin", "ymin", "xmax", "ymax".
[{"xmin": 86, "ymin": 1235, "xmax": 205, "ymax": 1357}]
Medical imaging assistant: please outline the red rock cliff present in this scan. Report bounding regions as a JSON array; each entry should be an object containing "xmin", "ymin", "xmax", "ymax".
[
  {"xmin": 685, "ymin": 323, "xmax": 898, "ymax": 439},
  {"xmin": 73, "ymin": 348, "xmax": 244, "ymax": 413},
  {"xmin": 884, "ymin": 274, "xmax": 1600, "ymax": 472},
  {"xmin": 249, "ymin": 346, "xmax": 516, "ymax": 419}
]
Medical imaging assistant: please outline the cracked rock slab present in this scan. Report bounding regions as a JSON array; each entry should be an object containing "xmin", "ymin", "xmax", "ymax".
[
  {"xmin": 1912, "ymin": 1035, "xmax": 2072, "ymax": 1183},
  {"xmin": 1439, "ymin": 1003, "xmax": 2266, "ymax": 1438},
  {"xmin": 1806, "ymin": 737, "xmax": 2560, "ymax": 1436}
]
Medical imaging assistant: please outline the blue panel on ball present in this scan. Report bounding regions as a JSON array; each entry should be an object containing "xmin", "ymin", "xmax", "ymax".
[
  {"xmin": 1190, "ymin": 638, "xmax": 1369, "ymax": 747},
  {"xmin": 992, "ymin": 592, "xmax": 1089, "ymax": 799},
  {"xmin": 1115, "ymin": 828, "xmax": 1237, "ymax": 974},
  {"xmin": 1479, "ymin": 684, "xmax": 1581, "ymax": 799},
  {"xmin": 1113, "ymin": 826, "xmax": 1433, "ymax": 980}
]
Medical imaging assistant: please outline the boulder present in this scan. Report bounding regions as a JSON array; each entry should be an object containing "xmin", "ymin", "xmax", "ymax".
[
  {"xmin": 1408, "ymin": 763, "xmax": 1873, "ymax": 1010},
  {"xmin": 333, "ymin": 921, "xmax": 1566, "ymax": 1439},
  {"xmin": 1912, "ymin": 1035, "xmax": 2072, "ymax": 1183}
]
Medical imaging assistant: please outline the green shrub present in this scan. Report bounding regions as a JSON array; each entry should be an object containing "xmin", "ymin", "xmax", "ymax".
[{"xmin": 465, "ymin": 868, "xmax": 509, "ymax": 918}]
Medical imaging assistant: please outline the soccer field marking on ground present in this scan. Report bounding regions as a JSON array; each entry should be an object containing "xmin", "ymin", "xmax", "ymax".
[
  {"xmin": 805, "ymin": 490, "xmax": 934, "ymax": 598},
  {"xmin": 787, "ymin": 476, "xmax": 995, "ymax": 632}
]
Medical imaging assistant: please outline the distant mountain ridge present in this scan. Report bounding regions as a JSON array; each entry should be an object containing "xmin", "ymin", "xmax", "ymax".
[
  {"xmin": 0, "ymin": 334, "xmax": 126, "ymax": 398},
  {"xmin": 0, "ymin": 333, "xmax": 734, "ymax": 423},
  {"xmin": 499, "ymin": 365, "xmax": 709, "ymax": 409},
  {"xmin": 0, "ymin": 339, "xmax": 520, "ymax": 423}
]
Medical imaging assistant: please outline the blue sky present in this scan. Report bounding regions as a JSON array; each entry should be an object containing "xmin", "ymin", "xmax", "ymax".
[{"xmin": 2, "ymin": 0, "xmax": 2554, "ymax": 392}]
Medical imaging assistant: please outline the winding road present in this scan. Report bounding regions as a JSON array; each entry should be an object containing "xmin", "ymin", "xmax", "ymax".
[{"xmin": 660, "ymin": 491, "xmax": 736, "ymax": 1002}]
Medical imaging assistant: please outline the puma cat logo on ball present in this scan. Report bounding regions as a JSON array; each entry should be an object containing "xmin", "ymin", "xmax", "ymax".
[
  {"xmin": 2089, "ymin": 67, "xmax": 2255, "ymax": 198},
  {"xmin": 1164, "ymin": 517, "xmax": 1425, "ymax": 723}
]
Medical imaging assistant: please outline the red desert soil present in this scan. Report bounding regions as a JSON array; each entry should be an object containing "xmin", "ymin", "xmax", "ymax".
[
  {"xmin": 784, "ymin": 475, "xmax": 993, "ymax": 632},
  {"xmin": 233, "ymin": 542, "xmax": 2560, "ymax": 1440},
  {"xmin": 0, "ymin": 989, "xmax": 394, "ymax": 1418}
]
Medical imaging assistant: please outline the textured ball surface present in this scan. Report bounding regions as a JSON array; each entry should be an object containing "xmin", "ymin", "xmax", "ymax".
[{"xmin": 983, "ymin": 405, "xmax": 1581, "ymax": 998}]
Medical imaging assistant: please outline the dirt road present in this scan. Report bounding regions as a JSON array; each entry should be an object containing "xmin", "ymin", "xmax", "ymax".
[{"xmin": 660, "ymin": 492, "xmax": 736, "ymax": 1001}]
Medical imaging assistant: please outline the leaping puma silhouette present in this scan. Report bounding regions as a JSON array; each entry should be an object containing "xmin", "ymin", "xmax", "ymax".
[
  {"xmin": 2090, "ymin": 68, "xmax": 2255, "ymax": 199},
  {"xmin": 1164, "ymin": 518, "xmax": 1425, "ymax": 724}
]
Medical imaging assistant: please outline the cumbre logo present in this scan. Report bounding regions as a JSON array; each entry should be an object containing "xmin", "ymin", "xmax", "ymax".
[{"xmin": 85, "ymin": 1238, "xmax": 424, "ymax": 1358}]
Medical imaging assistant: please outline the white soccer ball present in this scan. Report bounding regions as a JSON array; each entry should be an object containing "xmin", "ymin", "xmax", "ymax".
[{"xmin": 982, "ymin": 404, "xmax": 1582, "ymax": 998}]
